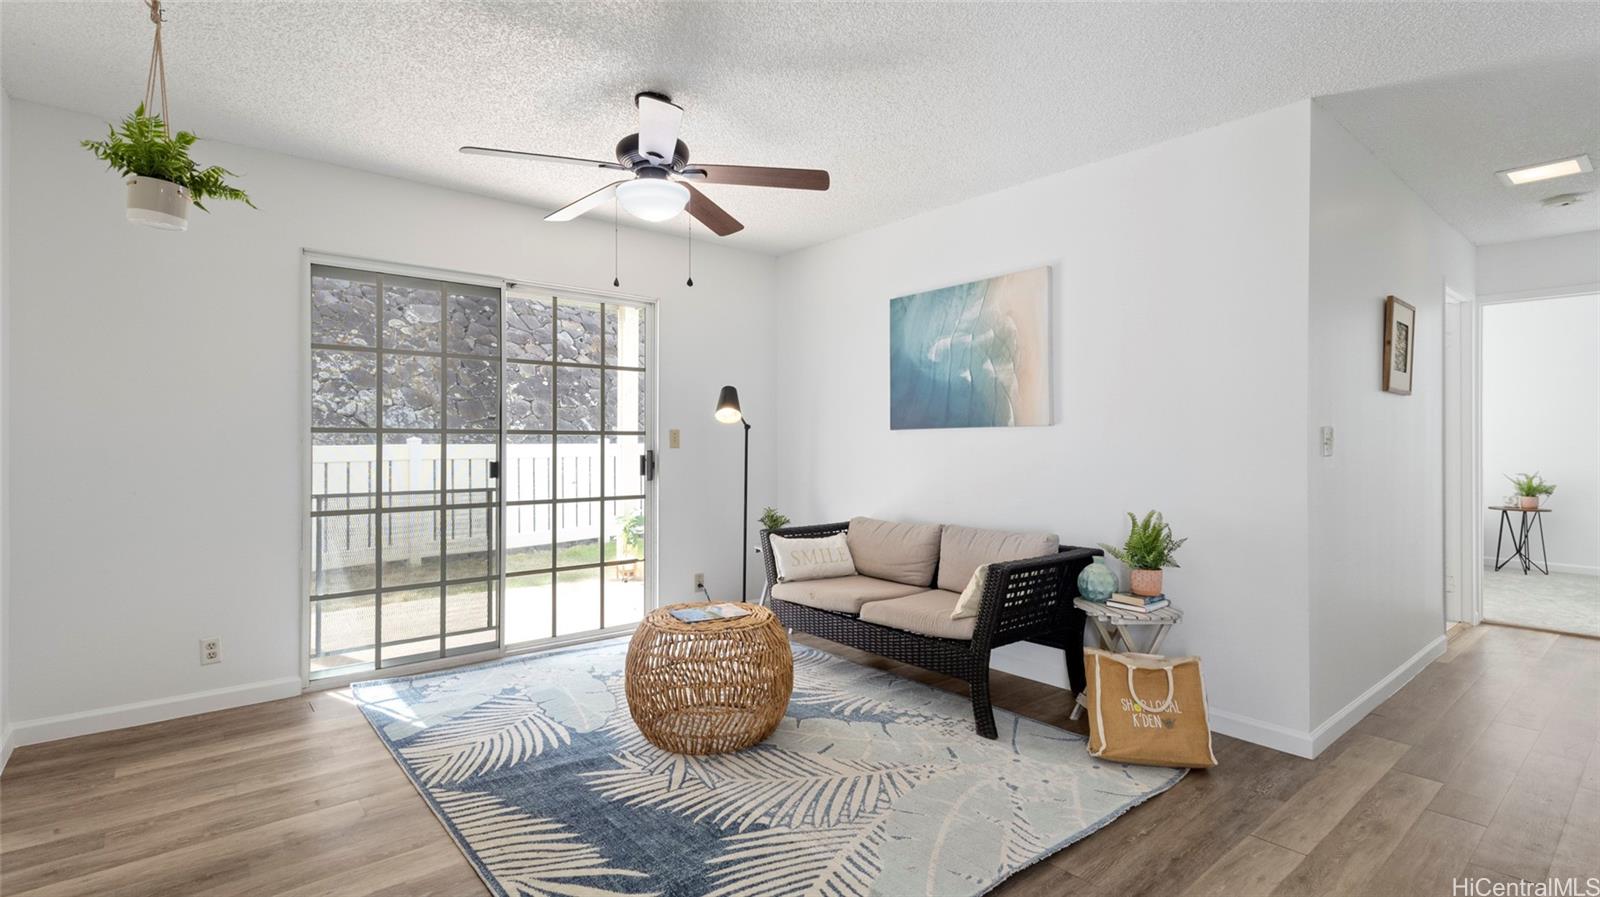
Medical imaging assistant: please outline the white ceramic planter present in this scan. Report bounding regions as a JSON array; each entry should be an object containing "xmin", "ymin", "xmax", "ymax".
[{"xmin": 126, "ymin": 176, "xmax": 190, "ymax": 231}]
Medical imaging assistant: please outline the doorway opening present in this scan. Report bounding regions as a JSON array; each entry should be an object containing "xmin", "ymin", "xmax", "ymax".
[{"xmin": 1477, "ymin": 292, "xmax": 1599, "ymax": 636}]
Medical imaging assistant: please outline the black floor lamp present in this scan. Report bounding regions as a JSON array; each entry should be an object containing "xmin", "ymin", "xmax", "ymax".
[{"xmin": 714, "ymin": 385, "xmax": 751, "ymax": 602}]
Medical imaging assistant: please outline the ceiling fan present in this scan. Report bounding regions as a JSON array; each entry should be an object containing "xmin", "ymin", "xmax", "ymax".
[{"xmin": 460, "ymin": 92, "xmax": 829, "ymax": 237}]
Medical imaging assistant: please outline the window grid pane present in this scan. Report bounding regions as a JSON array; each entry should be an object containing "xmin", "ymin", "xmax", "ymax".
[{"xmin": 312, "ymin": 272, "xmax": 646, "ymax": 675}]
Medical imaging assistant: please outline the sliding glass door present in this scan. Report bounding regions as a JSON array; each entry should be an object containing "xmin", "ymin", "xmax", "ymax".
[
  {"xmin": 501, "ymin": 289, "xmax": 650, "ymax": 647},
  {"xmin": 306, "ymin": 262, "xmax": 652, "ymax": 681}
]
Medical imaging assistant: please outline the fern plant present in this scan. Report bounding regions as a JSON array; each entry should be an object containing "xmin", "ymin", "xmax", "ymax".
[
  {"xmin": 1505, "ymin": 472, "xmax": 1556, "ymax": 498},
  {"xmin": 81, "ymin": 104, "xmax": 254, "ymax": 211},
  {"xmin": 1100, "ymin": 510, "xmax": 1186, "ymax": 570},
  {"xmin": 758, "ymin": 506, "xmax": 791, "ymax": 531}
]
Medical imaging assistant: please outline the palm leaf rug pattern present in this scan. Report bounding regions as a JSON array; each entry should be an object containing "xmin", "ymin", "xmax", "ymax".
[{"xmin": 352, "ymin": 639, "xmax": 1184, "ymax": 897}]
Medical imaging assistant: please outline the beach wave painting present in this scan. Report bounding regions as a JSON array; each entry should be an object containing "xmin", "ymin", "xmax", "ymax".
[{"xmin": 889, "ymin": 266, "xmax": 1050, "ymax": 429}]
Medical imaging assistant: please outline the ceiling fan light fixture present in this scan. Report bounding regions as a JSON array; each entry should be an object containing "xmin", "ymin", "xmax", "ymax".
[{"xmin": 616, "ymin": 178, "xmax": 689, "ymax": 223}]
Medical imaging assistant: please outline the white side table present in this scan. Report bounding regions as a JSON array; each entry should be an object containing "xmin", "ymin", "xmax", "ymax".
[{"xmin": 1070, "ymin": 597, "xmax": 1184, "ymax": 720}]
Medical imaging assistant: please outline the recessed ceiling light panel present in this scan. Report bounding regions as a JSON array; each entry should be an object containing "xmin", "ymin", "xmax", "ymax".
[{"xmin": 1496, "ymin": 154, "xmax": 1592, "ymax": 186}]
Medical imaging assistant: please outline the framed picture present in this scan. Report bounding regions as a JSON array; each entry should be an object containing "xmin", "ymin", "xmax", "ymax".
[
  {"xmin": 889, "ymin": 266, "xmax": 1051, "ymax": 429},
  {"xmin": 1382, "ymin": 295, "xmax": 1415, "ymax": 395}
]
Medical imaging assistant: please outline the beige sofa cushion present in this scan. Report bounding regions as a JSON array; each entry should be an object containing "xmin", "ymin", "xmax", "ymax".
[
  {"xmin": 847, "ymin": 517, "xmax": 943, "ymax": 587},
  {"xmin": 936, "ymin": 524, "xmax": 1059, "ymax": 593},
  {"xmin": 769, "ymin": 575, "xmax": 923, "ymax": 614},
  {"xmin": 859, "ymin": 589, "xmax": 975, "ymax": 641}
]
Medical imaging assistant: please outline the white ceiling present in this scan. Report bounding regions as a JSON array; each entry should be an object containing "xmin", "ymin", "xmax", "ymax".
[
  {"xmin": 1320, "ymin": 53, "xmax": 1600, "ymax": 247},
  {"xmin": 3, "ymin": 1, "xmax": 1598, "ymax": 254}
]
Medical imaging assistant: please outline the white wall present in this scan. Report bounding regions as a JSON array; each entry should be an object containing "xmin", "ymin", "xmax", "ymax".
[
  {"xmin": 4, "ymin": 99, "xmax": 778, "ymax": 742},
  {"xmin": 1477, "ymin": 231, "xmax": 1600, "ymax": 300},
  {"xmin": 1, "ymin": 85, "xmax": 12, "ymax": 770},
  {"xmin": 774, "ymin": 102, "xmax": 1318, "ymax": 750},
  {"xmin": 1305, "ymin": 103, "xmax": 1475, "ymax": 734},
  {"xmin": 1481, "ymin": 295, "xmax": 1600, "ymax": 574}
]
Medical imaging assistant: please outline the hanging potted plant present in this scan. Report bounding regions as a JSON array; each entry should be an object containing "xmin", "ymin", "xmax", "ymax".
[
  {"xmin": 82, "ymin": 105, "xmax": 254, "ymax": 230},
  {"xmin": 1100, "ymin": 510, "xmax": 1187, "ymax": 598},
  {"xmin": 79, "ymin": 0, "xmax": 252, "ymax": 231},
  {"xmin": 1506, "ymin": 472, "xmax": 1555, "ymax": 511}
]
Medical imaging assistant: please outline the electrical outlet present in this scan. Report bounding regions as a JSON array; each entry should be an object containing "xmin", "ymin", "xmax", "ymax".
[
  {"xmin": 669, "ymin": 429, "xmax": 681, "ymax": 449},
  {"xmin": 200, "ymin": 638, "xmax": 221, "ymax": 665},
  {"xmin": 694, "ymin": 573, "xmax": 705, "ymax": 592},
  {"xmin": 1320, "ymin": 426, "xmax": 1335, "ymax": 457}
]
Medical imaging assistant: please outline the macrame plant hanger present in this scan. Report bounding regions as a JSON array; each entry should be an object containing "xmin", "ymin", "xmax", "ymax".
[{"xmin": 143, "ymin": 0, "xmax": 171, "ymax": 134}]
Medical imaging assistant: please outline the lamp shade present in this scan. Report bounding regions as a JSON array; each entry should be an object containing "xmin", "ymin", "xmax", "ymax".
[
  {"xmin": 617, "ymin": 178, "xmax": 690, "ymax": 223},
  {"xmin": 714, "ymin": 385, "xmax": 743, "ymax": 424}
]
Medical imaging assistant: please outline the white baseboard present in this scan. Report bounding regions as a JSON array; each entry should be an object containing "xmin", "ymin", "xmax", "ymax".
[
  {"xmin": 6, "ymin": 677, "xmax": 304, "ymax": 752},
  {"xmin": 1206, "ymin": 635, "xmax": 1444, "ymax": 759},
  {"xmin": 1483, "ymin": 559, "xmax": 1599, "ymax": 577},
  {"xmin": 1206, "ymin": 708, "xmax": 1317, "ymax": 759},
  {"xmin": 1306, "ymin": 634, "xmax": 1446, "ymax": 757},
  {"xmin": 1, "ymin": 725, "xmax": 14, "ymax": 775}
]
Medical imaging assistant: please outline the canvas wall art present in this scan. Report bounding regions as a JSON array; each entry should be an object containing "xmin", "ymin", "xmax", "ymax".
[
  {"xmin": 1383, "ymin": 295, "xmax": 1416, "ymax": 395},
  {"xmin": 889, "ymin": 266, "xmax": 1051, "ymax": 430}
]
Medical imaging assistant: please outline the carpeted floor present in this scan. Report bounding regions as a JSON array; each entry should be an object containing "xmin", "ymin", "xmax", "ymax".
[
  {"xmin": 1482, "ymin": 568, "xmax": 1600, "ymax": 637},
  {"xmin": 352, "ymin": 637, "xmax": 1185, "ymax": 897}
]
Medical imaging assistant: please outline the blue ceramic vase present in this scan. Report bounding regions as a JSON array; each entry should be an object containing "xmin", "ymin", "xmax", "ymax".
[{"xmin": 1077, "ymin": 556, "xmax": 1117, "ymax": 602}]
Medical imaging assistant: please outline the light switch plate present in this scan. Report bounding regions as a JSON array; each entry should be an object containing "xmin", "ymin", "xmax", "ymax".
[
  {"xmin": 669, "ymin": 429, "xmax": 681, "ymax": 448},
  {"xmin": 1320, "ymin": 426, "xmax": 1335, "ymax": 457}
]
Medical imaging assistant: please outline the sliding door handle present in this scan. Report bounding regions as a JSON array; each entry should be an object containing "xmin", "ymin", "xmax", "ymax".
[{"xmin": 640, "ymin": 450, "xmax": 657, "ymax": 482}]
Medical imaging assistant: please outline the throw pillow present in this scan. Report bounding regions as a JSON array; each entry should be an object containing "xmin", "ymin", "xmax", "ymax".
[
  {"xmin": 770, "ymin": 533, "xmax": 856, "ymax": 582},
  {"xmin": 951, "ymin": 563, "xmax": 992, "ymax": 620}
]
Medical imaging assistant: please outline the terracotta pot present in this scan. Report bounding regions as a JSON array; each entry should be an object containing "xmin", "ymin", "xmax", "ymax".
[
  {"xmin": 1518, "ymin": 495, "xmax": 1540, "ymax": 510},
  {"xmin": 126, "ymin": 176, "xmax": 190, "ymax": 231},
  {"xmin": 1130, "ymin": 568, "xmax": 1164, "ymax": 597}
]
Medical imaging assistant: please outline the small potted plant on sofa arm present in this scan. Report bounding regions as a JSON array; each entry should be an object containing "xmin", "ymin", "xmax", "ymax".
[
  {"xmin": 1100, "ymin": 510, "xmax": 1186, "ymax": 597},
  {"xmin": 82, "ymin": 104, "xmax": 254, "ymax": 231},
  {"xmin": 1506, "ymin": 472, "xmax": 1555, "ymax": 510}
]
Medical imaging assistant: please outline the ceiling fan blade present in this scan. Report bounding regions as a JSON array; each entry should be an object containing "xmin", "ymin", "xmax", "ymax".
[
  {"xmin": 682, "ymin": 164, "xmax": 829, "ymax": 191},
  {"xmin": 544, "ymin": 180, "xmax": 627, "ymax": 222},
  {"xmin": 683, "ymin": 183, "xmax": 744, "ymax": 236},
  {"xmin": 460, "ymin": 146, "xmax": 627, "ymax": 171},
  {"xmin": 636, "ymin": 94, "xmax": 683, "ymax": 166}
]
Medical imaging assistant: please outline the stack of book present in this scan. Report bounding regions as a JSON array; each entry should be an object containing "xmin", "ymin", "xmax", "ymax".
[{"xmin": 1106, "ymin": 592, "xmax": 1170, "ymax": 614}]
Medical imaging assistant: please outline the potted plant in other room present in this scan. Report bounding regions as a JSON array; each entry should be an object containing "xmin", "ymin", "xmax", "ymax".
[
  {"xmin": 1506, "ymin": 472, "xmax": 1555, "ymax": 510},
  {"xmin": 82, "ymin": 104, "xmax": 254, "ymax": 231},
  {"xmin": 1100, "ymin": 510, "xmax": 1187, "ymax": 597}
]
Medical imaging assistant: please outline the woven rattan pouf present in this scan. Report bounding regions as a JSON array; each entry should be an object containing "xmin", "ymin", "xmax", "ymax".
[{"xmin": 625, "ymin": 603, "xmax": 794, "ymax": 755}]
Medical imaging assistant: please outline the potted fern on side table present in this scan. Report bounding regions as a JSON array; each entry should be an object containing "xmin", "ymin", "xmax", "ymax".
[
  {"xmin": 1101, "ymin": 510, "xmax": 1187, "ymax": 597},
  {"xmin": 1506, "ymin": 472, "xmax": 1555, "ymax": 511}
]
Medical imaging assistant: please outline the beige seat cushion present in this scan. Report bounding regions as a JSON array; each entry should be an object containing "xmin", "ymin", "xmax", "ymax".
[
  {"xmin": 847, "ymin": 517, "xmax": 943, "ymax": 587},
  {"xmin": 936, "ymin": 524, "xmax": 1059, "ymax": 593},
  {"xmin": 769, "ymin": 575, "xmax": 923, "ymax": 614},
  {"xmin": 858, "ymin": 589, "xmax": 976, "ymax": 641}
]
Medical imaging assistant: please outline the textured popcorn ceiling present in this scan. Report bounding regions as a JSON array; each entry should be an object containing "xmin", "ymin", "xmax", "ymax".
[
  {"xmin": 3, "ymin": 1, "xmax": 1597, "ymax": 253},
  {"xmin": 1320, "ymin": 53, "xmax": 1600, "ymax": 247}
]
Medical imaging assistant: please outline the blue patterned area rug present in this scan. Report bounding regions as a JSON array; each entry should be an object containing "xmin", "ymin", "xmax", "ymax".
[{"xmin": 352, "ymin": 638, "xmax": 1184, "ymax": 897}]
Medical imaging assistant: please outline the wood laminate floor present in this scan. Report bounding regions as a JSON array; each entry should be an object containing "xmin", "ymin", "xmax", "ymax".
[{"xmin": 2, "ymin": 623, "xmax": 1596, "ymax": 896}]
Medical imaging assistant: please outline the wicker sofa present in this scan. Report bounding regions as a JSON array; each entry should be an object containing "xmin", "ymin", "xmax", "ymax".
[{"xmin": 761, "ymin": 517, "xmax": 1098, "ymax": 739}]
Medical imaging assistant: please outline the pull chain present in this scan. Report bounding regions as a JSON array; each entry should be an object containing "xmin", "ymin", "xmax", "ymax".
[
  {"xmin": 686, "ymin": 216, "xmax": 695, "ymax": 287},
  {"xmin": 612, "ymin": 195, "xmax": 620, "ymax": 288}
]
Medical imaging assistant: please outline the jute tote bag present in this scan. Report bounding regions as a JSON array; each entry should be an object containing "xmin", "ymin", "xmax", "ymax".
[{"xmin": 1084, "ymin": 647, "xmax": 1217, "ymax": 768}]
